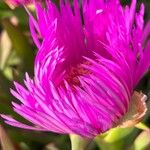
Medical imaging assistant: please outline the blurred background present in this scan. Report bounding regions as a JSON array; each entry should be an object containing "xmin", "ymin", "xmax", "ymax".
[{"xmin": 0, "ymin": 0, "xmax": 150, "ymax": 150}]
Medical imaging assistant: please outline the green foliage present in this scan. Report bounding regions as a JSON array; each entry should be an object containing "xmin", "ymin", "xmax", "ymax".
[{"xmin": 2, "ymin": 19, "xmax": 34, "ymax": 74}]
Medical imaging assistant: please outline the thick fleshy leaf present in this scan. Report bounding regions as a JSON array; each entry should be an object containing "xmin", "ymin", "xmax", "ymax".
[
  {"xmin": 0, "ymin": 70, "xmax": 12, "ymax": 100},
  {"xmin": 0, "ymin": 1, "xmax": 13, "ymax": 19},
  {"xmin": 0, "ymin": 30, "xmax": 12, "ymax": 70},
  {"xmin": 103, "ymin": 127, "xmax": 134, "ymax": 143},
  {"xmin": 2, "ymin": 19, "xmax": 34, "ymax": 73},
  {"xmin": 134, "ymin": 130, "xmax": 150, "ymax": 150}
]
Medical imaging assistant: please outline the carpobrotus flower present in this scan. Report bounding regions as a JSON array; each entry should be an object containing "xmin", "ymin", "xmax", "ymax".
[{"xmin": 1, "ymin": 0, "xmax": 150, "ymax": 138}]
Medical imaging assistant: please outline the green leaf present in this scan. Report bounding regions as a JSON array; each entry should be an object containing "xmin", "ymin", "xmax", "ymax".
[
  {"xmin": 134, "ymin": 130, "xmax": 150, "ymax": 150},
  {"xmin": 95, "ymin": 127, "xmax": 134, "ymax": 150},
  {"xmin": 95, "ymin": 137, "xmax": 124, "ymax": 150},
  {"xmin": 0, "ymin": 1, "xmax": 13, "ymax": 19},
  {"xmin": 0, "ymin": 70, "xmax": 12, "ymax": 100},
  {"xmin": 0, "ymin": 30, "xmax": 12, "ymax": 70},
  {"xmin": 104, "ymin": 127, "xmax": 134, "ymax": 143},
  {"xmin": 135, "ymin": 122, "xmax": 149, "ymax": 131},
  {"xmin": 1, "ymin": 19, "xmax": 34, "ymax": 74},
  {"xmin": 13, "ymin": 8, "xmax": 29, "ymax": 28}
]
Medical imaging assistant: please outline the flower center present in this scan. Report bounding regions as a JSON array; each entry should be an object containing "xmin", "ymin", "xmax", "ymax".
[{"xmin": 64, "ymin": 61, "xmax": 91, "ymax": 88}]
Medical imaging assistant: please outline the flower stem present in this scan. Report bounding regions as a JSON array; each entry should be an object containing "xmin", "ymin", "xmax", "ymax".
[{"xmin": 70, "ymin": 134, "xmax": 90, "ymax": 150}]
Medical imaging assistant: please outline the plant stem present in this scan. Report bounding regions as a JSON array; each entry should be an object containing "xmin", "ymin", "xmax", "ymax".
[{"xmin": 70, "ymin": 134, "xmax": 89, "ymax": 150}]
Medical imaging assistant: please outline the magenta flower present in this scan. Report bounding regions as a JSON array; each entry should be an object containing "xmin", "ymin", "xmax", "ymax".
[{"xmin": 1, "ymin": 0, "xmax": 150, "ymax": 138}]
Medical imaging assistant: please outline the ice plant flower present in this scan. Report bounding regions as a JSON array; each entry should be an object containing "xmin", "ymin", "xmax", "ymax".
[{"xmin": 1, "ymin": 0, "xmax": 150, "ymax": 138}]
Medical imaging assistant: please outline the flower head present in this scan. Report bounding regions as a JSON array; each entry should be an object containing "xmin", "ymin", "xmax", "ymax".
[{"xmin": 1, "ymin": 0, "xmax": 150, "ymax": 138}]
